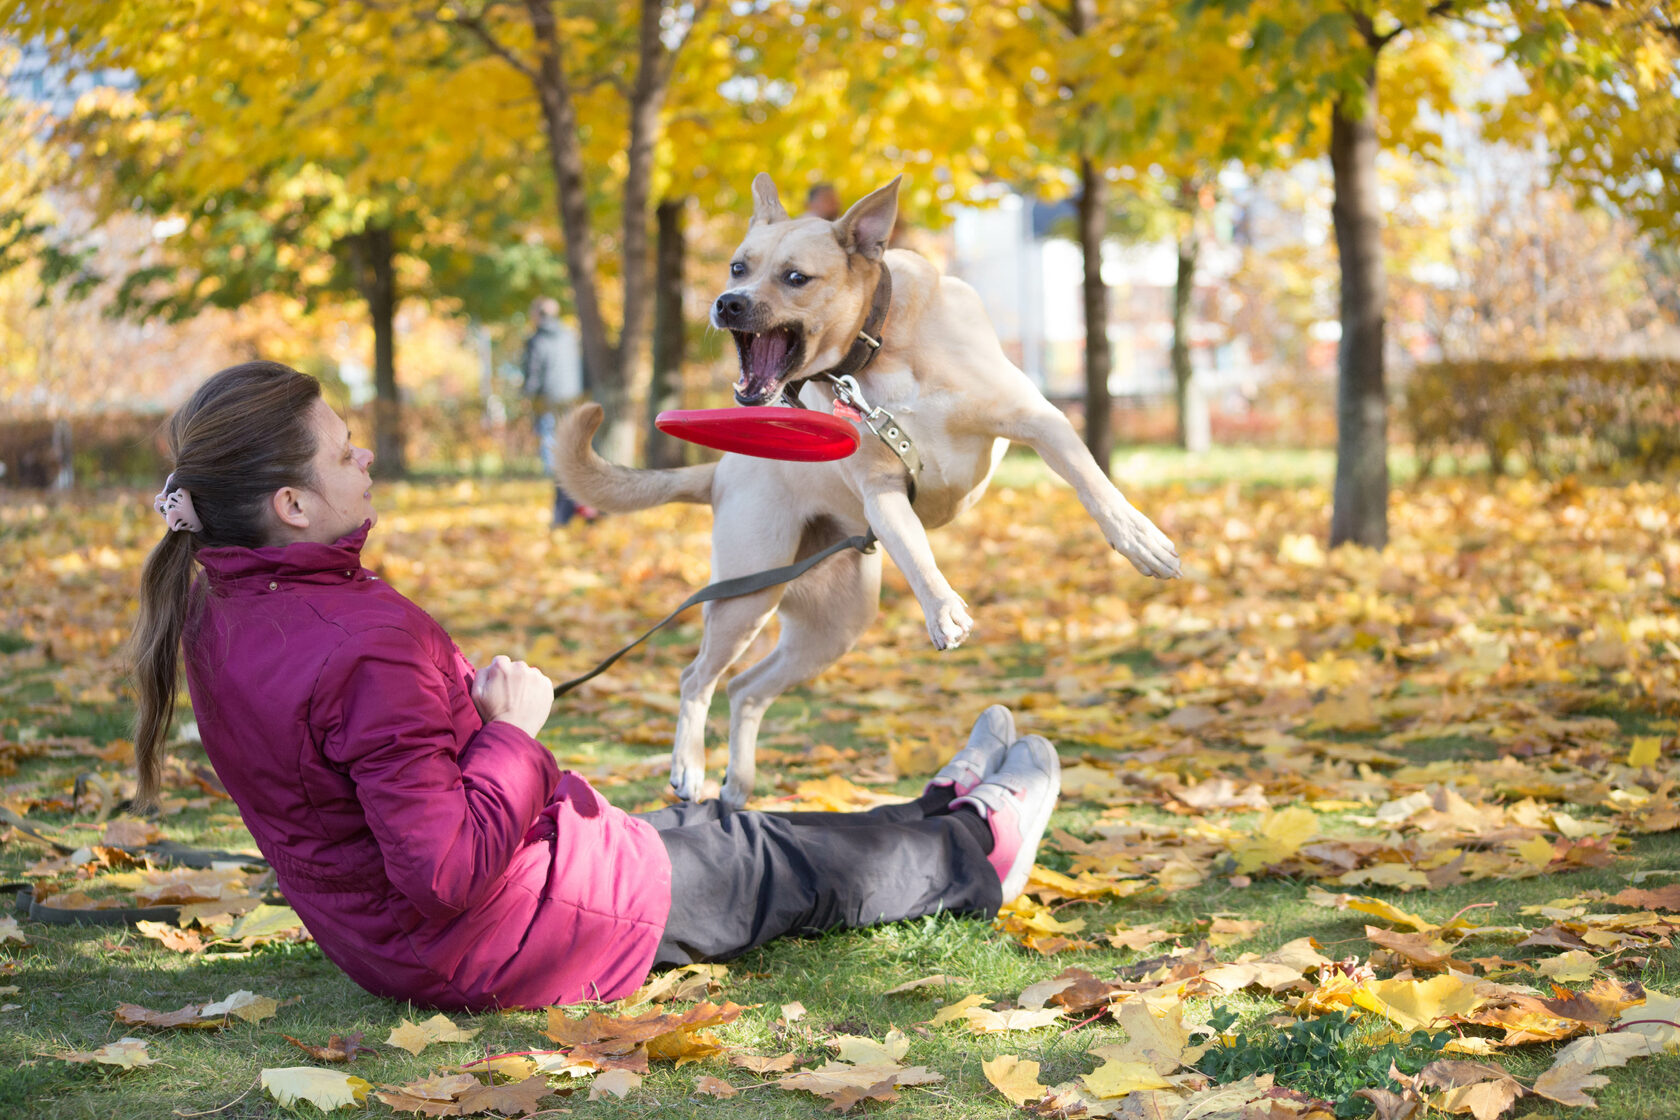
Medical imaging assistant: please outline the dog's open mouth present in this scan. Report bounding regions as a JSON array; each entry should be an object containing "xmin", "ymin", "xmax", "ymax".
[{"xmin": 732, "ymin": 327, "xmax": 806, "ymax": 406}]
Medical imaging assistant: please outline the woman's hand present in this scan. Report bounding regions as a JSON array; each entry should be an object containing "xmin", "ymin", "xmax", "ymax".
[{"xmin": 471, "ymin": 654, "xmax": 554, "ymax": 739}]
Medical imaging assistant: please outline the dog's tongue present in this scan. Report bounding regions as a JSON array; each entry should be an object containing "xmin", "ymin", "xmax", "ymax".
[{"xmin": 746, "ymin": 332, "xmax": 789, "ymax": 386}]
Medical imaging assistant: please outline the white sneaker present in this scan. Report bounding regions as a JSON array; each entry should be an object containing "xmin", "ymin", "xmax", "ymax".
[
  {"xmin": 950, "ymin": 735, "xmax": 1061, "ymax": 903},
  {"xmin": 925, "ymin": 705, "xmax": 1016, "ymax": 798}
]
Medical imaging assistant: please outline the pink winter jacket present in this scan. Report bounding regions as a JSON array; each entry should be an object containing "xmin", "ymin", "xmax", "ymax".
[{"xmin": 181, "ymin": 525, "xmax": 672, "ymax": 1011}]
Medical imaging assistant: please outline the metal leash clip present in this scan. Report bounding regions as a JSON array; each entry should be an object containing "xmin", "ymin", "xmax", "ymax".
[
  {"xmin": 825, "ymin": 373, "xmax": 922, "ymax": 502},
  {"xmin": 828, "ymin": 373, "xmax": 888, "ymax": 430}
]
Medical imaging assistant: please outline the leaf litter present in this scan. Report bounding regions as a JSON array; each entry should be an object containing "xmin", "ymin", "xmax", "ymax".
[{"xmin": 8, "ymin": 476, "xmax": 1680, "ymax": 1114}]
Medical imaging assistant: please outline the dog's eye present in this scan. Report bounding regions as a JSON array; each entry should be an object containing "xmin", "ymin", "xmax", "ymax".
[
  {"xmin": 783, "ymin": 270, "xmax": 810, "ymax": 287},
  {"xmin": 729, "ymin": 261, "xmax": 746, "ymax": 278}
]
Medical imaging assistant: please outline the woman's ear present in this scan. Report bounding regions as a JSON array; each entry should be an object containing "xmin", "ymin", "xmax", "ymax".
[{"xmin": 270, "ymin": 486, "xmax": 311, "ymax": 534}]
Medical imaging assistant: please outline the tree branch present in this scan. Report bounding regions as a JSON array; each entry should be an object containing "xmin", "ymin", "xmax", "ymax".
[{"xmin": 443, "ymin": 1, "xmax": 538, "ymax": 83}]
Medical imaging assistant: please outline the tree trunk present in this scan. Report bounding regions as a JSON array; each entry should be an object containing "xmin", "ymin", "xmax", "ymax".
[
  {"xmin": 1077, "ymin": 155, "xmax": 1112, "ymax": 476},
  {"xmin": 1328, "ymin": 69, "xmax": 1388, "ymax": 549},
  {"xmin": 646, "ymin": 197, "xmax": 687, "ymax": 469},
  {"xmin": 616, "ymin": 0, "xmax": 669, "ymax": 464},
  {"xmin": 523, "ymin": 0, "xmax": 672, "ymax": 465},
  {"xmin": 348, "ymin": 224, "xmax": 404, "ymax": 478},
  {"xmin": 1171, "ymin": 192, "xmax": 1201, "ymax": 452}
]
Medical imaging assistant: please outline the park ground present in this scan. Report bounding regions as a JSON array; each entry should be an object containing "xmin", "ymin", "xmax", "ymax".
[{"xmin": 1, "ymin": 446, "xmax": 1678, "ymax": 1119}]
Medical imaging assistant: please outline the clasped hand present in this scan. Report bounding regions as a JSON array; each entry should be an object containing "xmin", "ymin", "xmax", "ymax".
[{"xmin": 471, "ymin": 654, "xmax": 554, "ymax": 738}]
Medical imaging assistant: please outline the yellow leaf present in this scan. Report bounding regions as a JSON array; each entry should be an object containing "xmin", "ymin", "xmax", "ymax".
[
  {"xmin": 1336, "ymin": 863, "xmax": 1431, "ymax": 890},
  {"xmin": 962, "ymin": 1006, "xmax": 1064, "ymax": 1034},
  {"xmin": 1082, "ymin": 1059, "xmax": 1174, "ymax": 1099},
  {"xmin": 831, "ymin": 1030, "xmax": 911, "ymax": 1065},
  {"xmin": 261, "ymin": 1067, "xmax": 371, "ymax": 1110},
  {"xmin": 200, "ymin": 990, "xmax": 279, "ymax": 1023},
  {"xmin": 1352, "ymin": 974, "xmax": 1487, "ymax": 1032},
  {"xmin": 982, "ymin": 1055, "xmax": 1044, "ymax": 1106},
  {"xmin": 1512, "ymin": 835, "xmax": 1556, "ymax": 869},
  {"xmin": 1628, "ymin": 736, "xmax": 1661, "ymax": 767},
  {"xmin": 385, "ymin": 1012, "xmax": 480, "ymax": 1055},
  {"xmin": 49, "ymin": 1037, "xmax": 157, "ymax": 1070},
  {"xmin": 929, "ymin": 994, "xmax": 989, "ymax": 1026},
  {"xmin": 1229, "ymin": 807, "xmax": 1318, "ymax": 873},
  {"xmin": 1535, "ymin": 951, "xmax": 1600, "ymax": 983},
  {"xmin": 1344, "ymin": 895, "xmax": 1437, "ymax": 932}
]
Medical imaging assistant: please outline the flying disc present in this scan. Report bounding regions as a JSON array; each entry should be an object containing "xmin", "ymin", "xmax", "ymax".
[{"xmin": 655, "ymin": 407, "xmax": 860, "ymax": 462}]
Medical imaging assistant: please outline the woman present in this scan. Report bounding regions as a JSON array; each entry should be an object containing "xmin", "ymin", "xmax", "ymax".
[{"xmin": 130, "ymin": 361, "xmax": 1061, "ymax": 1012}]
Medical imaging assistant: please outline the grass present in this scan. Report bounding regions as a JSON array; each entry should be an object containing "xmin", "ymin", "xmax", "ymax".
[
  {"xmin": 6, "ymin": 711, "xmax": 1679, "ymax": 1119},
  {"xmin": 2, "ymin": 449, "xmax": 1678, "ymax": 1119}
]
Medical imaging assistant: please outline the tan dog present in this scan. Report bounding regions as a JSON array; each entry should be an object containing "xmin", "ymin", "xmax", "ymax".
[{"xmin": 556, "ymin": 174, "xmax": 1179, "ymax": 808}]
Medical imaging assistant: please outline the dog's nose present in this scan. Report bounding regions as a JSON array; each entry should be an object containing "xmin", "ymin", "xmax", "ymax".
[{"xmin": 716, "ymin": 293, "xmax": 747, "ymax": 319}]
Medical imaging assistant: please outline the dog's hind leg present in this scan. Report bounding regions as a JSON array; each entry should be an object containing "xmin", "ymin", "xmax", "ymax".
[
  {"xmin": 671, "ymin": 588, "xmax": 787, "ymax": 802},
  {"xmin": 717, "ymin": 537, "xmax": 882, "ymax": 809}
]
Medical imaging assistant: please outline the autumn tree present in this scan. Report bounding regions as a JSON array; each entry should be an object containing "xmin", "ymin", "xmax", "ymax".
[
  {"xmin": 1195, "ymin": 0, "xmax": 1674, "ymax": 547},
  {"xmin": 5, "ymin": 1, "xmax": 556, "ymax": 474},
  {"xmin": 1491, "ymin": 2, "xmax": 1679, "ymax": 249}
]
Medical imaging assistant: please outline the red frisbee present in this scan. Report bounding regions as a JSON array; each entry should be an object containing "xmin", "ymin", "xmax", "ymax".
[{"xmin": 655, "ymin": 407, "xmax": 860, "ymax": 462}]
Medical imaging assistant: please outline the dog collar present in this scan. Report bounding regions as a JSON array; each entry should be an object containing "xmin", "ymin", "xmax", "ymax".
[{"xmin": 786, "ymin": 262, "xmax": 893, "ymax": 407}]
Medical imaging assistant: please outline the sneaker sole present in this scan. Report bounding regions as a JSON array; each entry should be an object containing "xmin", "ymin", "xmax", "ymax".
[
  {"xmin": 997, "ymin": 735, "xmax": 1060, "ymax": 902},
  {"xmin": 927, "ymin": 705, "xmax": 1016, "ymax": 797}
]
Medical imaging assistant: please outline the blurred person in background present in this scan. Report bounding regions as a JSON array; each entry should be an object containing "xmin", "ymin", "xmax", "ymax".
[{"xmin": 520, "ymin": 297, "xmax": 596, "ymax": 528}]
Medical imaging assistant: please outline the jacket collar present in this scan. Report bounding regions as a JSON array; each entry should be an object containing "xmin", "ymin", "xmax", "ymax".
[{"xmin": 198, "ymin": 522, "xmax": 374, "ymax": 589}]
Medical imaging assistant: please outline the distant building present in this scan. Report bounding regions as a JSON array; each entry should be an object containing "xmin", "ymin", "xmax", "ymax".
[{"xmin": 947, "ymin": 188, "xmax": 1272, "ymax": 408}]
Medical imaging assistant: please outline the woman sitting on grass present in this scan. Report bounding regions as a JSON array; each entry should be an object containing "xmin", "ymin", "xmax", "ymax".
[{"xmin": 128, "ymin": 361, "xmax": 1062, "ymax": 1012}]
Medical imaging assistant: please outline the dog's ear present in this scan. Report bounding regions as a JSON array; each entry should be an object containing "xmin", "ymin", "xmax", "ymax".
[
  {"xmin": 750, "ymin": 173, "xmax": 790, "ymax": 226},
  {"xmin": 833, "ymin": 176, "xmax": 900, "ymax": 261}
]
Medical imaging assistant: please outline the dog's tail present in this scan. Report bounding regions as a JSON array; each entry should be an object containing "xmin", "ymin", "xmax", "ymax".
[{"xmin": 554, "ymin": 402, "xmax": 716, "ymax": 511}]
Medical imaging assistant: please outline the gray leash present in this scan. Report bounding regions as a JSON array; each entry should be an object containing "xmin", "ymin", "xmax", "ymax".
[{"xmin": 552, "ymin": 530, "xmax": 878, "ymax": 698}]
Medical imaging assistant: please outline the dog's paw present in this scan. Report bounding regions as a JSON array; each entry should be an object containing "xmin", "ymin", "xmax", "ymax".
[
  {"xmin": 669, "ymin": 751, "xmax": 707, "ymax": 803},
  {"xmin": 926, "ymin": 597, "xmax": 974, "ymax": 651},
  {"xmin": 1110, "ymin": 510, "xmax": 1180, "ymax": 579},
  {"xmin": 718, "ymin": 773, "xmax": 752, "ymax": 811}
]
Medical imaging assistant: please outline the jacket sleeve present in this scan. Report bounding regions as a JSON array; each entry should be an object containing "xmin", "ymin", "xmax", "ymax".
[{"xmin": 313, "ymin": 626, "xmax": 561, "ymax": 920}]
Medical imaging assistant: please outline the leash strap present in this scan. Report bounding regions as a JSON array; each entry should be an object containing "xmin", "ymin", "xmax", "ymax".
[{"xmin": 552, "ymin": 530, "xmax": 878, "ymax": 698}]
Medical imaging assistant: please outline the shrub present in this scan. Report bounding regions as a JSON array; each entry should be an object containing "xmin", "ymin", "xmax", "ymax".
[{"xmin": 1406, "ymin": 358, "xmax": 1680, "ymax": 478}]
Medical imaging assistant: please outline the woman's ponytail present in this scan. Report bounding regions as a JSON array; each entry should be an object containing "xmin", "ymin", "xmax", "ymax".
[
  {"xmin": 124, "ymin": 361, "xmax": 323, "ymax": 809},
  {"xmin": 130, "ymin": 529, "xmax": 199, "ymax": 808}
]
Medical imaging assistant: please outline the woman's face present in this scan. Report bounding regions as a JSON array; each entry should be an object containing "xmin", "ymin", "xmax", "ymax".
[{"xmin": 299, "ymin": 398, "xmax": 377, "ymax": 543}]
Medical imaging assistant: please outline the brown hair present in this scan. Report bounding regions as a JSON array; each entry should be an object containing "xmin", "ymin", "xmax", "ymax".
[{"xmin": 129, "ymin": 361, "xmax": 322, "ymax": 808}]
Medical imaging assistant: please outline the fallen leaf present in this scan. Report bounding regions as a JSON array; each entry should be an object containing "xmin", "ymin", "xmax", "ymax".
[
  {"xmin": 883, "ymin": 973, "xmax": 969, "ymax": 995},
  {"xmin": 1532, "ymin": 1031, "xmax": 1663, "ymax": 1106},
  {"xmin": 454, "ymin": 1074, "xmax": 553, "ymax": 1116},
  {"xmin": 695, "ymin": 1075, "xmax": 738, "ymax": 1098},
  {"xmin": 589, "ymin": 1068, "xmax": 642, "ymax": 1100},
  {"xmin": 200, "ymin": 989, "xmax": 279, "ymax": 1022},
  {"xmin": 1082, "ymin": 1059, "xmax": 1174, "ymax": 1099},
  {"xmin": 285, "ymin": 1033, "xmax": 373, "ymax": 1063},
  {"xmin": 982, "ymin": 1054, "xmax": 1044, "ymax": 1106},
  {"xmin": 728, "ymin": 1052, "xmax": 797, "ymax": 1075},
  {"xmin": 261, "ymin": 1067, "xmax": 371, "ymax": 1110},
  {"xmin": 48, "ymin": 1037, "xmax": 157, "ymax": 1069},
  {"xmin": 386, "ymin": 1013, "xmax": 481, "ymax": 1055}
]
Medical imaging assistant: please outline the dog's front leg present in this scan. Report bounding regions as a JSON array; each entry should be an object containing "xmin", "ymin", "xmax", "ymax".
[
  {"xmin": 1002, "ymin": 404, "xmax": 1181, "ymax": 579},
  {"xmin": 864, "ymin": 489, "xmax": 974, "ymax": 650}
]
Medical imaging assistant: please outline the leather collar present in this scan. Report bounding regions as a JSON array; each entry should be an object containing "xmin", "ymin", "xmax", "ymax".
[{"xmin": 786, "ymin": 262, "xmax": 892, "ymax": 408}]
